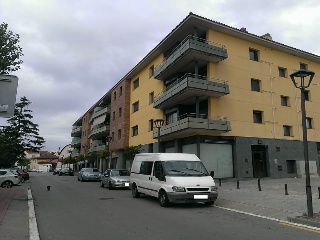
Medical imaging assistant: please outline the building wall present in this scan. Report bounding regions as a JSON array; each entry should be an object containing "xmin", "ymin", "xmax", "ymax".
[{"xmin": 81, "ymin": 112, "xmax": 91, "ymax": 154}]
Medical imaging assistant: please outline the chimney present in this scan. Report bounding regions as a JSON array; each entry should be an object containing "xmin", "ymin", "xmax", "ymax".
[{"xmin": 240, "ymin": 27, "xmax": 248, "ymax": 33}]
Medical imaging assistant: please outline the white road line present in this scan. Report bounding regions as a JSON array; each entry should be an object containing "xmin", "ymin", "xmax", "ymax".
[
  {"xmin": 215, "ymin": 205, "xmax": 320, "ymax": 231},
  {"xmin": 28, "ymin": 189, "xmax": 40, "ymax": 240}
]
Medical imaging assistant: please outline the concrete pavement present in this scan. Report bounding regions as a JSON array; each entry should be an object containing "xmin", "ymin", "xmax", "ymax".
[{"xmin": 1, "ymin": 174, "xmax": 320, "ymax": 240}]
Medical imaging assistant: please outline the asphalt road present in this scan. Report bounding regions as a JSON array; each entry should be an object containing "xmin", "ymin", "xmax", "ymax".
[{"xmin": 29, "ymin": 173, "xmax": 320, "ymax": 240}]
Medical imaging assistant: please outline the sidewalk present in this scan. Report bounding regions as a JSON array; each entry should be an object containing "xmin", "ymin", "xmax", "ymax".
[
  {"xmin": 0, "ymin": 182, "xmax": 30, "ymax": 240},
  {"xmin": 215, "ymin": 176, "xmax": 320, "ymax": 227}
]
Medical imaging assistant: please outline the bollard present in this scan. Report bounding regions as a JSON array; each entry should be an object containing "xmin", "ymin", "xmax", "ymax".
[
  {"xmin": 258, "ymin": 178, "xmax": 262, "ymax": 191},
  {"xmin": 285, "ymin": 184, "xmax": 289, "ymax": 195},
  {"xmin": 237, "ymin": 180, "xmax": 240, "ymax": 189},
  {"xmin": 219, "ymin": 179, "xmax": 221, "ymax": 187},
  {"xmin": 318, "ymin": 187, "xmax": 320, "ymax": 199}
]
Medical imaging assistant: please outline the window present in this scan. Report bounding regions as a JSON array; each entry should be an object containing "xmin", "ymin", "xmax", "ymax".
[
  {"xmin": 139, "ymin": 161, "xmax": 153, "ymax": 175},
  {"xmin": 119, "ymin": 86, "xmax": 123, "ymax": 96},
  {"xmin": 119, "ymin": 107, "xmax": 122, "ymax": 117},
  {"xmin": 283, "ymin": 125, "xmax": 292, "ymax": 136},
  {"xmin": 306, "ymin": 117, "xmax": 312, "ymax": 129},
  {"xmin": 113, "ymin": 111, "xmax": 115, "ymax": 120},
  {"xmin": 251, "ymin": 79, "xmax": 260, "ymax": 92},
  {"xmin": 132, "ymin": 101, "xmax": 139, "ymax": 112},
  {"xmin": 304, "ymin": 90, "xmax": 310, "ymax": 101},
  {"xmin": 253, "ymin": 110, "xmax": 263, "ymax": 123},
  {"xmin": 286, "ymin": 160, "xmax": 296, "ymax": 173},
  {"xmin": 132, "ymin": 125, "xmax": 138, "ymax": 136},
  {"xmin": 113, "ymin": 92, "xmax": 116, "ymax": 100},
  {"xmin": 149, "ymin": 92, "xmax": 154, "ymax": 104},
  {"xmin": 118, "ymin": 129, "xmax": 121, "ymax": 139},
  {"xmin": 249, "ymin": 48, "xmax": 259, "ymax": 61},
  {"xmin": 281, "ymin": 96, "xmax": 289, "ymax": 106},
  {"xmin": 300, "ymin": 63, "xmax": 307, "ymax": 70},
  {"xmin": 278, "ymin": 67, "xmax": 286, "ymax": 77},
  {"xmin": 149, "ymin": 65, "xmax": 154, "ymax": 78},
  {"xmin": 149, "ymin": 119, "xmax": 154, "ymax": 131},
  {"xmin": 133, "ymin": 78, "xmax": 139, "ymax": 90}
]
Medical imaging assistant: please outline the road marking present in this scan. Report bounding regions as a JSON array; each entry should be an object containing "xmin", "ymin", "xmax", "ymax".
[
  {"xmin": 28, "ymin": 189, "xmax": 40, "ymax": 240},
  {"xmin": 279, "ymin": 222, "xmax": 320, "ymax": 234},
  {"xmin": 216, "ymin": 205, "xmax": 320, "ymax": 232}
]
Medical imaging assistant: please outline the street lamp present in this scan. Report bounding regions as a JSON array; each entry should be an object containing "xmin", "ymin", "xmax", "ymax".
[
  {"xmin": 154, "ymin": 118, "xmax": 165, "ymax": 153},
  {"xmin": 106, "ymin": 136, "xmax": 112, "ymax": 170},
  {"xmin": 290, "ymin": 69, "xmax": 315, "ymax": 218},
  {"xmin": 68, "ymin": 150, "xmax": 72, "ymax": 169}
]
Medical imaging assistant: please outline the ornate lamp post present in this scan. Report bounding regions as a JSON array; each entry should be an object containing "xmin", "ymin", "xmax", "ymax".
[
  {"xmin": 290, "ymin": 69, "xmax": 315, "ymax": 218},
  {"xmin": 106, "ymin": 136, "xmax": 112, "ymax": 170},
  {"xmin": 154, "ymin": 119, "xmax": 165, "ymax": 153}
]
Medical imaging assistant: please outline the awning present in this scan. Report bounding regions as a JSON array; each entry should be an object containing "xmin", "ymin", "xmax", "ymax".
[
  {"xmin": 93, "ymin": 115, "xmax": 106, "ymax": 125},
  {"xmin": 51, "ymin": 159, "xmax": 59, "ymax": 163}
]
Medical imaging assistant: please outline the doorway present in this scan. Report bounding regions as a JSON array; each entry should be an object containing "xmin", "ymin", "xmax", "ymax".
[{"xmin": 251, "ymin": 145, "xmax": 268, "ymax": 178}]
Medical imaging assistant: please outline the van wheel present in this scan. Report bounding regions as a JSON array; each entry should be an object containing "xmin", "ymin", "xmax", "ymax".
[
  {"xmin": 204, "ymin": 201, "xmax": 215, "ymax": 206},
  {"xmin": 159, "ymin": 190, "xmax": 170, "ymax": 207},
  {"xmin": 132, "ymin": 183, "xmax": 140, "ymax": 198}
]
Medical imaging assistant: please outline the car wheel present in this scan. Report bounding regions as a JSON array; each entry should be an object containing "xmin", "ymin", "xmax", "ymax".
[
  {"xmin": 204, "ymin": 201, "xmax": 215, "ymax": 206},
  {"xmin": 131, "ymin": 183, "xmax": 140, "ymax": 198},
  {"xmin": 80, "ymin": 177, "xmax": 84, "ymax": 182},
  {"xmin": 1, "ymin": 180, "xmax": 13, "ymax": 188},
  {"xmin": 108, "ymin": 181, "xmax": 113, "ymax": 190},
  {"xmin": 77, "ymin": 177, "xmax": 80, "ymax": 181},
  {"xmin": 100, "ymin": 181, "xmax": 104, "ymax": 188},
  {"xmin": 159, "ymin": 190, "xmax": 170, "ymax": 207}
]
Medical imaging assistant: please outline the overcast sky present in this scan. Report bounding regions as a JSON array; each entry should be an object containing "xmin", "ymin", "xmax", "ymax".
[{"xmin": 1, "ymin": 0, "xmax": 320, "ymax": 152}]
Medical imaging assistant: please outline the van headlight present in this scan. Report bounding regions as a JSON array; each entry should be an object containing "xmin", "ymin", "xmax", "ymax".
[
  {"xmin": 211, "ymin": 186, "xmax": 218, "ymax": 191},
  {"xmin": 172, "ymin": 186, "xmax": 186, "ymax": 192}
]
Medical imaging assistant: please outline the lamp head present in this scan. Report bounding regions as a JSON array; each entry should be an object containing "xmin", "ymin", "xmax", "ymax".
[
  {"xmin": 153, "ymin": 118, "xmax": 165, "ymax": 128},
  {"xmin": 290, "ymin": 69, "xmax": 315, "ymax": 89}
]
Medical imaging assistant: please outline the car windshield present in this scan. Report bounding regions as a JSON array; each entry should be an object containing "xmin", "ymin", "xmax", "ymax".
[
  {"xmin": 112, "ymin": 170, "xmax": 130, "ymax": 176},
  {"xmin": 163, "ymin": 161, "xmax": 209, "ymax": 177}
]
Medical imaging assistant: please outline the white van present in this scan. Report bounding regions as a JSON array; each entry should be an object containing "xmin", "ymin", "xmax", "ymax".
[{"xmin": 130, "ymin": 153, "xmax": 218, "ymax": 207}]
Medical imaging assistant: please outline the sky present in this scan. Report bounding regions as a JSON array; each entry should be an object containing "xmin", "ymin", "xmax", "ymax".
[{"xmin": 1, "ymin": 0, "xmax": 320, "ymax": 152}]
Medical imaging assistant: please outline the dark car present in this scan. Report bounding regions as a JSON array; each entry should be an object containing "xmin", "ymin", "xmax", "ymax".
[
  {"xmin": 53, "ymin": 168, "xmax": 61, "ymax": 175},
  {"xmin": 10, "ymin": 168, "xmax": 29, "ymax": 183},
  {"xmin": 59, "ymin": 168, "xmax": 74, "ymax": 176}
]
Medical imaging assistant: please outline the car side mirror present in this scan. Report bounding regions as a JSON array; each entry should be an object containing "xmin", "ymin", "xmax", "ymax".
[{"xmin": 210, "ymin": 171, "xmax": 214, "ymax": 178}]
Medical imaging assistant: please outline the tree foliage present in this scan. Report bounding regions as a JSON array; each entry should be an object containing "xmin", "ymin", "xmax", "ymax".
[
  {"xmin": 0, "ymin": 97, "xmax": 45, "ymax": 167},
  {"xmin": 123, "ymin": 145, "xmax": 141, "ymax": 161},
  {"xmin": 0, "ymin": 22, "xmax": 23, "ymax": 74}
]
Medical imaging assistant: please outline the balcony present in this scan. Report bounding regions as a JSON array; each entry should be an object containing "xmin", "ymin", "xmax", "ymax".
[
  {"xmin": 88, "ymin": 144, "xmax": 107, "ymax": 153},
  {"xmin": 153, "ymin": 114, "xmax": 231, "ymax": 139},
  {"xmin": 89, "ymin": 106, "xmax": 110, "ymax": 123},
  {"xmin": 153, "ymin": 74, "xmax": 229, "ymax": 109},
  {"xmin": 71, "ymin": 126, "xmax": 82, "ymax": 137},
  {"xmin": 154, "ymin": 35, "xmax": 228, "ymax": 80},
  {"xmin": 71, "ymin": 137, "xmax": 81, "ymax": 147},
  {"xmin": 88, "ymin": 125, "xmax": 109, "ymax": 139}
]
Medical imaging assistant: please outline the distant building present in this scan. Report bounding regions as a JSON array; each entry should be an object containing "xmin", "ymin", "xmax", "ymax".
[{"xmin": 29, "ymin": 151, "xmax": 58, "ymax": 172}]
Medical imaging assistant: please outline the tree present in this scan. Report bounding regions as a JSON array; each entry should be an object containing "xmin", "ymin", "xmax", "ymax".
[
  {"xmin": 0, "ymin": 97, "xmax": 45, "ymax": 167},
  {"xmin": 0, "ymin": 22, "xmax": 23, "ymax": 74},
  {"xmin": 123, "ymin": 145, "xmax": 141, "ymax": 162}
]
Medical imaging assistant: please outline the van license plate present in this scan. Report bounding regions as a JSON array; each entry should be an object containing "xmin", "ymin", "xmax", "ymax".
[{"xmin": 194, "ymin": 195, "xmax": 208, "ymax": 199}]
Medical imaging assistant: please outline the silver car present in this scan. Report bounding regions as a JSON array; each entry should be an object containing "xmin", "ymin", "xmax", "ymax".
[
  {"xmin": 100, "ymin": 169, "xmax": 130, "ymax": 190},
  {"xmin": 78, "ymin": 168, "xmax": 101, "ymax": 182}
]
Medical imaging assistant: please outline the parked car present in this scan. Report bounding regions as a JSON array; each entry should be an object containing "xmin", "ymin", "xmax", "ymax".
[
  {"xmin": 53, "ymin": 168, "xmax": 61, "ymax": 175},
  {"xmin": 0, "ymin": 169, "xmax": 21, "ymax": 188},
  {"xmin": 16, "ymin": 169, "xmax": 29, "ymax": 182},
  {"xmin": 100, "ymin": 169, "xmax": 130, "ymax": 189},
  {"xmin": 78, "ymin": 168, "xmax": 101, "ymax": 182},
  {"xmin": 59, "ymin": 168, "xmax": 74, "ymax": 176}
]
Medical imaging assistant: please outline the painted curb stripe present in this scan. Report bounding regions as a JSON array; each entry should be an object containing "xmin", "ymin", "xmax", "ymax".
[{"xmin": 28, "ymin": 189, "xmax": 40, "ymax": 240}]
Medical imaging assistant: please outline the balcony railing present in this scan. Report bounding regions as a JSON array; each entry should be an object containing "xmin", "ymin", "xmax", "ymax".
[
  {"xmin": 71, "ymin": 137, "xmax": 81, "ymax": 146},
  {"xmin": 153, "ymin": 114, "xmax": 231, "ymax": 139},
  {"xmin": 71, "ymin": 126, "xmax": 82, "ymax": 137},
  {"xmin": 154, "ymin": 35, "xmax": 227, "ymax": 79},
  {"xmin": 88, "ymin": 144, "xmax": 107, "ymax": 153},
  {"xmin": 89, "ymin": 106, "xmax": 110, "ymax": 123},
  {"xmin": 88, "ymin": 125, "xmax": 109, "ymax": 138},
  {"xmin": 153, "ymin": 73, "xmax": 229, "ymax": 109}
]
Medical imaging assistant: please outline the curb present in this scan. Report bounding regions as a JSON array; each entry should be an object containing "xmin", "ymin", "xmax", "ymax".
[{"xmin": 287, "ymin": 216, "xmax": 320, "ymax": 228}]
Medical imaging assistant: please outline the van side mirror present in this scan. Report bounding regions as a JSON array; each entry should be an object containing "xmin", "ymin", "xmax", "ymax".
[{"xmin": 210, "ymin": 171, "xmax": 214, "ymax": 178}]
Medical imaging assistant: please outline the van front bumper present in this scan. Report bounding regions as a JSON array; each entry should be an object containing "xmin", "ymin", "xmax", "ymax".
[{"xmin": 167, "ymin": 192, "xmax": 218, "ymax": 203}]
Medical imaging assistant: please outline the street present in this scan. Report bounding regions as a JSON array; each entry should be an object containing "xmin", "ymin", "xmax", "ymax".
[{"xmin": 29, "ymin": 173, "xmax": 320, "ymax": 240}]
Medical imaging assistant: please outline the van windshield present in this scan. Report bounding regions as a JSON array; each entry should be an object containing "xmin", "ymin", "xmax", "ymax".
[{"xmin": 163, "ymin": 161, "xmax": 209, "ymax": 177}]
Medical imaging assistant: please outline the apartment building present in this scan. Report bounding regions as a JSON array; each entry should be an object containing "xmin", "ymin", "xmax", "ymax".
[{"xmin": 71, "ymin": 13, "xmax": 320, "ymax": 179}]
